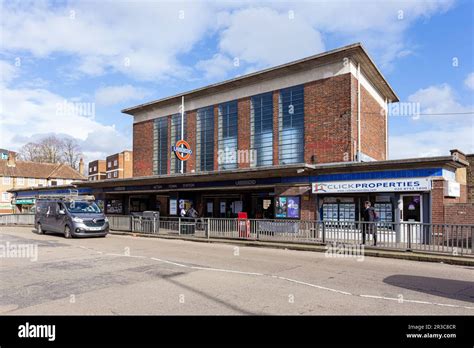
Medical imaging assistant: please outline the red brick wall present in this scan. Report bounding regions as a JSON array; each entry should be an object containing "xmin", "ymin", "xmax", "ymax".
[
  {"xmin": 272, "ymin": 90, "xmax": 279, "ymax": 166},
  {"xmin": 133, "ymin": 120, "xmax": 154, "ymax": 177},
  {"xmin": 431, "ymin": 179, "xmax": 470, "ymax": 224},
  {"xmin": 360, "ymin": 85, "xmax": 386, "ymax": 160},
  {"xmin": 431, "ymin": 179, "xmax": 445, "ymax": 224},
  {"xmin": 467, "ymin": 154, "xmax": 474, "ymax": 203},
  {"xmin": 238, "ymin": 97, "xmax": 251, "ymax": 169},
  {"xmin": 186, "ymin": 111, "xmax": 196, "ymax": 173},
  {"xmin": 304, "ymin": 73, "xmax": 353, "ymax": 164},
  {"xmin": 444, "ymin": 203, "xmax": 474, "ymax": 224}
]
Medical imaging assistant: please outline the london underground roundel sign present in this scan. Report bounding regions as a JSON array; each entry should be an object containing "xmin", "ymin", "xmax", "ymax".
[{"xmin": 172, "ymin": 140, "xmax": 192, "ymax": 161}]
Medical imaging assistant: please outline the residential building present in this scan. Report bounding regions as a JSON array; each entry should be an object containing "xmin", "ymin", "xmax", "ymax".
[
  {"xmin": 1, "ymin": 153, "xmax": 86, "ymax": 213},
  {"xmin": 88, "ymin": 160, "xmax": 107, "ymax": 181},
  {"xmin": 105, "ymin": 150, "xmax": 133, "ymax": 179}
]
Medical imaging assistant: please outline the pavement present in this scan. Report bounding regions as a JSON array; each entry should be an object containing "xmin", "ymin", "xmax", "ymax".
[{"xmin": 0, "ymin": 226, "xmax": 473, "ymax": 315}]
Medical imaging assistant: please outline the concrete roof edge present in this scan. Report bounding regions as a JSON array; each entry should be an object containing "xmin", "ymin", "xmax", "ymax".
[{"xmin": 122, "ymin": 42, "xmax": 398, "ymax": 115}]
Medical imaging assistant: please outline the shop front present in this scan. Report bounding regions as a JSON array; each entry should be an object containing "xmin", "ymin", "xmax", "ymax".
[{"xmin": 312, "ymin": 177, "xmax": 432, "ymax": 224}]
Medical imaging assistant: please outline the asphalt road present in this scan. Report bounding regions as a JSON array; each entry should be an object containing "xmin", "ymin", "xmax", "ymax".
[{"xmin": 0, "ymin": 226, "xmax": 473, "ymax": 315}]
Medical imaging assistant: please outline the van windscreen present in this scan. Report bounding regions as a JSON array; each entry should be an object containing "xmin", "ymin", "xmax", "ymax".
[{"xmin": 65, "ymin": 201, "xmax": 101, "ymax": 214}]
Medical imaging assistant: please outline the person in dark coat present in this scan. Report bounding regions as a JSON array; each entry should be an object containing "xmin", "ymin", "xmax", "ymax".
[{"xmin": 362, "ymin": 201, "xmax": 378, "ymax": 246}]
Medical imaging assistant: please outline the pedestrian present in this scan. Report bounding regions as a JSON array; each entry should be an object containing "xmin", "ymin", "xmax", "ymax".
[
  {"xmin": 362, "ymin": 201, "xmax": 378, "ymax": 246},
  {"xmin": 186, "ymin": 204, "xmax": 199, "ymax": 218}
]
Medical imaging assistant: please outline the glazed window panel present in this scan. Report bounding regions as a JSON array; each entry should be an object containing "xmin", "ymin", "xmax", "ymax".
[
  {"xmin": 251, "ymin": 92, "xmax": 273, "ymax": 167},
  {"xmin": 153, "ymin": 117, "xmax": 169, "ymax": 175},
  {"xmin": 279, "ymin": 85, "xmax": 304, "ymax": 164},
  {"xmin": 170, "ymin": 113, "xmax": 187, "ymax": 174},
  {"xmin": 196, "ymin": 106, "xmax": 215, "ymax": 172},
  {"xmin": 218, "ymin": 100, "xmax": 238, "ymax": 170}
]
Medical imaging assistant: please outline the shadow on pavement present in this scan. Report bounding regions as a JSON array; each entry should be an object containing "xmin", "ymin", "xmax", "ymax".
[{"xmin": 383, "ymin": 274, "xmax": 474, "ymax": 303}]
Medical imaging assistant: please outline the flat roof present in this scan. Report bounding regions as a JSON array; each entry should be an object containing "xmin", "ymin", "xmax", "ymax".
[
  {"xmin": 72, "ymin": 155, "xmax": 467, "ymax": 189},
  {"xmin": 122, "ymin": 43, "xmax": 399, "ymax": 115}
]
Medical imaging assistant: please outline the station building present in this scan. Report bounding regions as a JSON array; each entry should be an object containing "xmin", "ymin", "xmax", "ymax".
[{"xmin": 11, "ymin": 43, "xmax": 472, "ymax": 224}]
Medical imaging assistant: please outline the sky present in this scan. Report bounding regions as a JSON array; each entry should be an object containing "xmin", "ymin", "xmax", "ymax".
[{"xmin": 0, "ymin": 0, "xmax": 473, "ymax": 165}]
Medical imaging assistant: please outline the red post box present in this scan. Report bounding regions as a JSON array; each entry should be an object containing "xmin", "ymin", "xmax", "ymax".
[{"xmin": 238, "ymin": 212, "xmax": 249, "ymax": 238}]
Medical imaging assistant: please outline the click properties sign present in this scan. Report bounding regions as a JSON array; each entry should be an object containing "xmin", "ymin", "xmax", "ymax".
[{"xmin": 312, "ymin": 178, "xmax": 432, "ymax": 194}]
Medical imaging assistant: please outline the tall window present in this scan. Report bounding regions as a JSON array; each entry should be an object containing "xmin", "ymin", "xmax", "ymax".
[
  {"xmin": 218, "ymin": 101, "xmax": 238, "ymax": 170},
  {"xmin": 170, "ymin": 113, "xmax": 186, "ymax": 174},
  {"xmin": 153, "ymin": 117, "xmax": 168, "ymax": 175},
  {"xmin": 279, "ymin": 85, "xmax": 304, "ymax": 164},
  {"xmin": 196, "ymin": 106, "xmax": 214, "ymax": 172},
  {"xmin": 251, "ymin": 92, "xmax": 273, "ymax": 167}
]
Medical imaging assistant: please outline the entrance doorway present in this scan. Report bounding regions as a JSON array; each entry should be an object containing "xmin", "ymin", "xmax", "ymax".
[
  {"xmin": 400, "ymin": 194, "xmax": 422, "ymax": 223},
  {"xmin": 400, "ymin": 194, "xmax": 423, "ymax": 244}
]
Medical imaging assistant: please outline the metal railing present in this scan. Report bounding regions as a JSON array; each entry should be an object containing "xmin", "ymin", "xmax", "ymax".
[
  {"xmin": 1, "ymin": 214, "xmax": 472, "ymax": 256},
  {"xmin": 0, "ymin": 213, "xmax": 35, "ymax": 225}
]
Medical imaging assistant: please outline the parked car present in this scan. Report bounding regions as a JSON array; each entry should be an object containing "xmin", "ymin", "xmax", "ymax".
[{"xmin": 35, "ymin": 197, "xmax": 109, "ymax": 238}]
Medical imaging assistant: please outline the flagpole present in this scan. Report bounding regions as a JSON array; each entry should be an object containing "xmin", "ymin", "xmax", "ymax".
[{"xmin": 180, "ymin": 96, "xmax": 184, "ymax": 174}]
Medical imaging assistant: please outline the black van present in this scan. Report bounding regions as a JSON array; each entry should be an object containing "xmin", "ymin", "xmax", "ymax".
[{"xmin": 35, "ymin": 197, "xmax": 109, "ymax": 238}]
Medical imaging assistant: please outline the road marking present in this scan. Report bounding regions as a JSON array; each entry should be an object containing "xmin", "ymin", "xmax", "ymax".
[
  {"xmin": 359, "ymin": 294, "xmax": 474, "ymax": 309},
  {"xmin": 277, "ymin": 276, "xmax": 353, "ymax": 296},
  {"xmin": 190, "ymin": 266, "xmax": 264, "ymax": 276},
  {"xmin": 73, "ymin": 243, "xmax": 474, "ymax": 311}
]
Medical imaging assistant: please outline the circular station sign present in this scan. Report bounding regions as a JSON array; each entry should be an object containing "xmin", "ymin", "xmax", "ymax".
[{"xmin": 172, "ymin": 140, "xmax": 192, "ymax": 161}]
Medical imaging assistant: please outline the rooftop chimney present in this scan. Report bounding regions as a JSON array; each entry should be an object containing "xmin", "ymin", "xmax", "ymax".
[
  {"xmin": 450, "ymin": 149, "xmax": 466, "ymax": 162},
  {"xmin": 6, "ymin": 152, "xmax": 16, "ymax": 167},
  {"xmin": 79, "ymin": 158, "xmax": 84, "ymax": 174}
]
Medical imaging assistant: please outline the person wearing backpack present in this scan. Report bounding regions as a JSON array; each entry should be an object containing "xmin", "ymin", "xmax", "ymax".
[{"xmin": 362, "ymin": 201, "xmax": 378, "ymax": 246}]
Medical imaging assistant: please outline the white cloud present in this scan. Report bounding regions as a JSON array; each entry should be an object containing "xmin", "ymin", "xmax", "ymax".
[
  {"xmin": 390, "ymin": 83, "xmax": 474, "ymax": 159},
  {"xmin": 1, "ymin": 1, "xmax": 218, "ymax": 81},
  {"xmin": 196, "ymin": 54, "xmax": 236, "ymax": 80},
  {"xmin": 408, "ymin": 83, "xmax": 471, "ymax": 115},
  {"xmin": 218, "ymin": 7, "xmax": 325, "ymax": 68},
  {"xmin": 390, "ymin": 127, "xmax": 474, "ymax": 159},
  {"xmin": 465, "ymin": 72, "xmax": 474, "ymax": 90},
  {"xmin": 1, "ymin": 1, "xmax": 455, "ymax": 82},
  {"xmin": 0, "ymin": 82, "xmax": 130, "ymax": 162},
  {"xmin": 0, "ymin": 60, "xmax": 19, "ymax": 85},
  {"xmin": 95, "ymin": 84, "xmax": 152, "ymax": 106}
]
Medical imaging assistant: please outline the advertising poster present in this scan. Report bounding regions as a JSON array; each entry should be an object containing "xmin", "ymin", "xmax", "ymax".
[
  {"xmin": 276, "ymin": 197, "xmax": 287, "ymax": 218},
  {"xmin": 287, "ymin": 196, "xmax": 300, "ymax": 218},
  {"xmin": 169, "ymin": 199, "xmax": 177, "ymax": 215}
]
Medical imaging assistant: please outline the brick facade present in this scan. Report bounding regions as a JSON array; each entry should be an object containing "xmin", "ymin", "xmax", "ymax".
[
  {"xmin": 444, "ymin": 203, "xmax": 474, "ymax": 224},
  {"xmin": 132, "ymin": 73, "xmax": 389, "ymax": 176},
  {"xmin": 360, "ymin": 85, "xmax": 386, "ymax": 160},
  {"xmin": 237, "ymin": 97, "xmax": 251, "ymax": 169},
  {"xmin": 186, "ymin": 111, "xmax": 196, "ymax": 173},
  {"xmin": 133, "ymin": 120, "xmax": 154, "ymax": 177},
  {"xmin": 304, "ymin": 73, "xmax": 353, "ymax": 164},
  {"xmin": 467, "ymin": 154, "xmax": 474, "ymax": 203}
]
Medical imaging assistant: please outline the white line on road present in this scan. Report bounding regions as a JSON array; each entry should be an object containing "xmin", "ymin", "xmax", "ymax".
[{"xmin": 73, "ymin": 243, "xmax": 474, "ymax": 311}]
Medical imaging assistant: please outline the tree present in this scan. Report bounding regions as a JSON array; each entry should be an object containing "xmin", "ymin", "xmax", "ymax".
[
  {"xmin": 61, "ymin": 137, "xmax": 83, "ymax": 169},
  {"xmin": 38, "ymin": 135, "xmax": 64, "ymax": 164},
  {"xmin": 18, "ymin": 142, "xmax": 42, "ymax": 162},
  {"xmin": 18, "ymin": 135, "xmax": 84, "ymax": 170}
]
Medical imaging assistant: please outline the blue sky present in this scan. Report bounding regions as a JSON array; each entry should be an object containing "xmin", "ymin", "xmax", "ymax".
[{"xmin": 0, "ymin": 0, "xmax": 473, "ymax": 164}]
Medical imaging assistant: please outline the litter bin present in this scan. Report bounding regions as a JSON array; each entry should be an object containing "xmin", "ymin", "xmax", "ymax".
[{"xmin": 180, "ymin": 218, "xmax": 196, "ymax": 235}]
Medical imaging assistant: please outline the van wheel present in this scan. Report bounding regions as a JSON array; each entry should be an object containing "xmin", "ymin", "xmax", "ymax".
[
  {"xmin": 37, "ymin": 223, "xmax": 44, "ymax": 234},
  {"xmin": 64, "ymin": 225, "xmax": 73, "ymax": 239}
]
